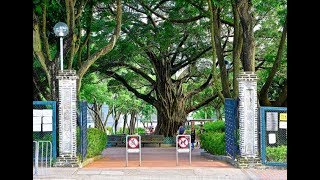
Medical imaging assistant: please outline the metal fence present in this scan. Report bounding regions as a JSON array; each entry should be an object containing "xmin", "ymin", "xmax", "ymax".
[
  {"xmin": 163, "ymin": 136, "xmax": 176, "ymax": 144},
  {"xmin": 33, "ymin": 141, "xmax": 52, "ymax": 175},
  {"xmin": 260, "ymin": 106, "xmax": 287, "ymax": 167},
  {"xmin": 33, "ymin": 101, "xmax": 57, "ymax": 160},
  {"xmin": 224, "ymin": 98, "xmax": 239, "ymax": 160},
  {"xmin": 77, "ymin": 101, "xmax": 88, "ymax": 162}
]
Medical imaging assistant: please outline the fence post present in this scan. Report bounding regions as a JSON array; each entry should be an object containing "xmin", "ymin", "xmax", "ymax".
[
  {"xmin": 52, "ymin": 102, "xmax": 57, "ymax": 160},
  {"xmin": 34, "ymin": 141, "xmax": 39, "ymax": 175}
]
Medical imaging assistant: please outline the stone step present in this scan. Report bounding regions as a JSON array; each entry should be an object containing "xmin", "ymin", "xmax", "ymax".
[
  {"xmin": 54, "ymin": 155, "xmax": 79, "ymax": 167},
  {"xmin": 54, "ymin": 163, "xmax": 79, "ymax": 167}
]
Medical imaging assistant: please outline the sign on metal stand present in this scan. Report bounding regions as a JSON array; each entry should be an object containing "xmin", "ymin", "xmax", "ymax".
[
  {"xmin": 126, "ymin": 135, "xmax": 141, "ymax": 167},
  {"xmin": 176, "ymin": 135, "xmax": 191, "ymax": 166}
]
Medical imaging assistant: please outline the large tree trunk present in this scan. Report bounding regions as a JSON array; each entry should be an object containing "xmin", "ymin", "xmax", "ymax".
[
  {"xmin": 232, "ymin": 1, "xmax": 243, "ymax": 98},
  {"xmin": 122, "ymin": 113, "xmax": 127, "ymax": 134},
  {"xmin": 103, "ymin": 107, "xmax": 113, "ymax": 127},
  {"xmin": 259, "ymin": 16, "xmax": 287, "ymax": 106},
  {"xmin": 114, "ymin": 112, "xmax": 120, "ymax": 134},
  {"xmin": 88, "ymin": 101, "xmax": 105, "ymax": 133},
  {"xmin": 213, "ymin": 8, "xmax": 231, "ymax": 98},
  {"xmin": 207, "ymin": 0, "xmax": 226, "ymax": 102},
  {"xmin": 237, "ymin": 0, "xmax": 255, "ymax": 71},
  {"xmin": 129, "ymin": 111, "xmax": 137, "ymax": 135},
  {"xmin": 155, "ymin": 107, "xmax": 187, "ymax": 137},
  {"xmin": 273, "ymin": 80, "xmax": 287, "ymax": 107},
  {"xmin": 153, "ymin": 58, "xmax": 188, "ymax": 137}
]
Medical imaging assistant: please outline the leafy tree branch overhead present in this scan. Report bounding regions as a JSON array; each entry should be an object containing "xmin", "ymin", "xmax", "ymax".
[{"xmin": 33, "ymin": 0, "xmax": 287, "ymax": 136}]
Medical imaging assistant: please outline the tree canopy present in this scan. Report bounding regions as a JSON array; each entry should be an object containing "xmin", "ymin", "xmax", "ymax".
[{"xmin": 33, "ymin": 0, "xmax": 287, "ymax": 136}]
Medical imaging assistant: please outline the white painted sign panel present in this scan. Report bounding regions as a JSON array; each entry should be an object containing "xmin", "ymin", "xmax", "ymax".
[
  {"xmin": 42, "ymin": 109, "xmax": 53, "ymax": 117},
  {"xmin": 266, "ymin": 112, "xmax": 278, "ymax": 131},
  {"xmin": 33, "ymin": 116, "xmax": 42, "ymax": 124},
  {"xmin": 42, "ymin": 123, "xmax": 53, "ymax": 132},
  {"xmin": 127, "ymin": 149, "xmax": 140, "ymax": 153},
  {"xmin": 279, "ymin": 121, "xmax": 287, "ymax": 129},
  {"xmin": 33, "ymin": 124, "xmax": 41, "ymax": 132},
  {"xmin": 177, "ymin": 149, "xmax": 190, "ymax": 153},
  {"xmin": 33, "ymin": 109, "xmax": 42, "ymax": 116},
  {"xmin": 268, "ymin": 133, "xmax": 276, "ymax": 144},
  {"xmin": 42, "ymin": 116, "xmax": 52, "ymax": 124}
]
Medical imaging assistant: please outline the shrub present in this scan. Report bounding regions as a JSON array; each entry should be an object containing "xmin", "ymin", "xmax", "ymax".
[
  {"xmin": 117, "ymin": 128, "xmax": 129, "ymax": 134},
  {"xmin": 200, "ymin": 132, "xmax": 226, "ymax": 155},
  {"xmin": 203, "ymin": 120, "xmax": 225, "ymax": 133},
  {"xmin": 137, "ymin": 127, "xmax": 146, "ymax": 134},
  {"xmin": 87, "ymin": 128, "xmax": 107, "ymax": 158},
  {"xmin": 199, "ymin": 121, "xmax": 226, "ymax": 155},
  {"xmin": 266, "ymin": 145, "xmax": 287, "ymax": 162}
]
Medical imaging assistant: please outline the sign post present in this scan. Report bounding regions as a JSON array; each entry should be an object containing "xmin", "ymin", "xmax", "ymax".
[
  {"xmin": 126, "ymin": 135, "xmax": 141, "ymax": 167},
  {"xmin": 176, "ymin": 135, "xmax": 191, "ymax": 166}
]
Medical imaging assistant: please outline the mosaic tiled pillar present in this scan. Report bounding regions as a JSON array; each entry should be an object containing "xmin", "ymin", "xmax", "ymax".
[
  {"xmin": 237, "ymin": 72, "xmax": 259, "ymax": 157},
  {"xmin": 56, "ymin": 70, "xmax": 78, "ymax": 157}
]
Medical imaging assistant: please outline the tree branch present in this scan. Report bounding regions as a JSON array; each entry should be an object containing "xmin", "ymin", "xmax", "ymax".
[
  {"xmin": 171, "ymin": 46, "xmax": 212, "ymax": 75},
  {"xmin": 124, "ymin": 3, "xmax": 146, "ymax": 14},
  {"xmin": 75, "ymin": 0, "xmax": 89, "ymax": 20},
  {"xmin": 108, "ymin": 62, "xmax": 156, "ymax": 85},
  {"xmin": 33, "ymin": 12, "xmax": 51, "ymax": 87},
  {"xmin": 65, "ymin": 0, "xmax": 77, "ymax": 69},
  {"xmin": 185, "ymin": 74, "xmax": 213, "ymax": 99},
  {"xmin": 259, "ymin": 15, "xmax": 287, "ymax": 105},
  {"xmin": 77, "ymin": 0, "xmax": 93, "ymax": 68},
  {"xmin": 105, "ymin": 71, "xmax": 158, "ymax": 108},
  {"xmin": 78, "ymin": 0, "xmax": 122, "ymax": 79},
  {"xmin": 273, "ymin": 80, "xmax": 287, "ymax": 107},
  {"xmin": 41, "ymin": 0, "xmax": 51, "ymax": 61},
  {"xmin": 152, "ymin": 0, "xmax": 169, "ymax": 10},
  {"xmin": 220, "ymin": 19, "xmax": 234, "ymax": 27},
  {"xmin": 186, "ymin": 93, "xmax": 219, "ymax": 113},
  {"xmin": 139, "ymin": 0, "xmax": 205, "ymax": 24},
  {"xmin": 170, "ymin": 32, "xmax": 189, "ymax": 64}
]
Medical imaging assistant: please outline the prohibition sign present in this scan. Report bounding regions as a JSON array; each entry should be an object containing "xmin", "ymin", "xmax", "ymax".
[
  {"xmin": 178, "ymin": 136, "xmax": 189, "ymax": 148},
  {"xmin": 128, "ymin": 137, "xmax": 139, "ymax": 148}
]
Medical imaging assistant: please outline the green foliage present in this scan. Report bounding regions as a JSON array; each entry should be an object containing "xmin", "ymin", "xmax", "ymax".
[
  {"xmin": 137, "ymin": 127, "xmax": 146, "ymax": 135},
  {"xmin": 199, "ymin": 121, "xmax": 226, "ymax": 155},
  {"xmin": 203, "ymin": 121, "xmax": 225, "ymax": 133},
  {"xmin": 184, "ymin": 129, "xmax": 191, "ymax": 134},
  {"xmin": 33, "ymin": 132, "xmax": 52, "ymax": 141},
  {"xmin": 87, "ymin": 128, "xmax": 107, "ymax": 158},
  {"xmin": 140, "ymin": 104, "xmax": 156, "ymax": 123},
  {"xmin": 117, "ymin": 128, "xmax": 129, "ymax": 134},
  {"xmin": 266, "ymin": 145, "xmax": 287, "ymax": 162},
  {"xmin": 200, "ymin": 132, "xmax": 226, "ymax": 155},
  {"xmin": 80, "ymin": 73, "xmax": 109, "ymax": 103},
  {"xmin": 106, "ymin": 126, "xmax": 113, "ymax": 134}
]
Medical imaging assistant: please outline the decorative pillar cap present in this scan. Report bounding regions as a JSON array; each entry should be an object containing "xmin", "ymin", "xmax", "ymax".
[
  {"xmin": 237, "ymin": 71, "xmax": 258, "ymax": 81},
  {"xmin": 56, "ymin": 70, "xmax": 78, "ymax": 80}
]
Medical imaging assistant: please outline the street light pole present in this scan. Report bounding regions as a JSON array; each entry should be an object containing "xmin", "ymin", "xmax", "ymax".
[
  {"xmin": 53, "ymin": 22, "xmax": 69, "ymax": 71},
  {"xmin": 60, "ymin": 37, "xmax": 63, "ymax": 71}
]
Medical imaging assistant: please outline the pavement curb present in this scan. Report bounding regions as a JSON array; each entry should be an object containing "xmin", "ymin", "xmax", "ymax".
[{"xmin": 79, "ymin": 155, "xmax": 102, "ymax": 168}]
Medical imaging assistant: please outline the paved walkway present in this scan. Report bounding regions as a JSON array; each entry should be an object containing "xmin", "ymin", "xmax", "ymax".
[
  {"xmin": 33, "ymin": 147, "xmax": 287, "ymax": 179},
  {"xmin": 85, "ymin": 147, "xmax": 231, "ymax": 168}
]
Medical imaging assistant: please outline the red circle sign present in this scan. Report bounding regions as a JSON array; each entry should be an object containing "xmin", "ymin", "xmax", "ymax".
[
  {"xmin": 128, "ymin": 137, "xmax": 139, "ymax": 148},
  {"xmin": 178, "ymin": 136, "xmax": 189, "ymax": 148}
]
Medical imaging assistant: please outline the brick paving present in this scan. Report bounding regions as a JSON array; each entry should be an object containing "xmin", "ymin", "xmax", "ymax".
[
  {"xmin": 34, "ymin": 147, "xmax": 287, "ymax": 179},
  {"xmin": 243, "ymin": 169, "xmax": 287, "ymax": 180},
  {"xmin": 84, "ymin": 147, "xmax": 232, "ymax": 168}
]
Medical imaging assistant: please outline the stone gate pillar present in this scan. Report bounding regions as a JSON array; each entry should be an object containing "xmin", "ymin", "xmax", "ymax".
[
  {"xmin": 237, "ymin": 72, "xmax": 260, "ymax": 168},
  {"xmin": 55, "ymin": 70, "xmax": 78, "ymax": 167}
]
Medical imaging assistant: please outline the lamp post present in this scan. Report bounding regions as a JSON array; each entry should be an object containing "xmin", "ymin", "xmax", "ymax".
[{"xmin": 53, "ymin": 22, "xmax": 69, "ymax": 71}]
